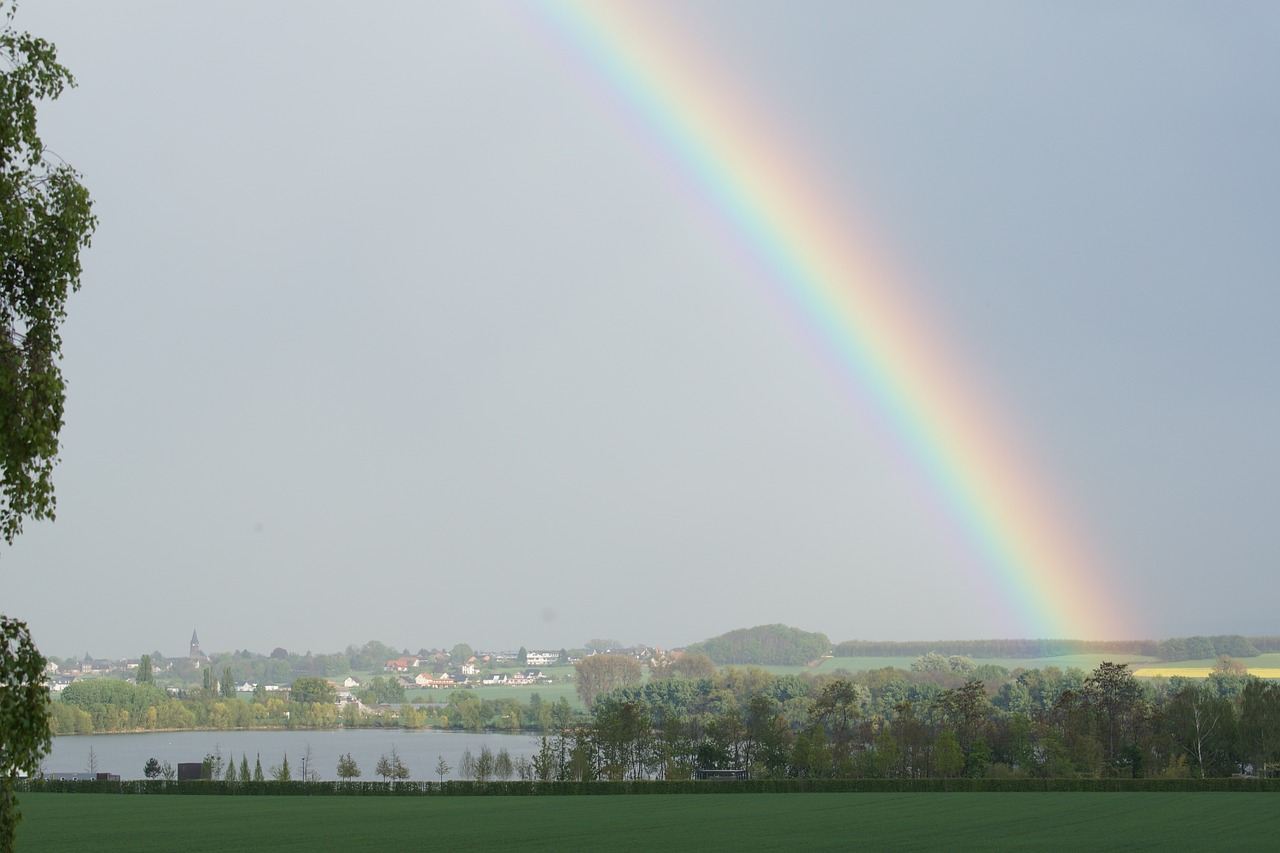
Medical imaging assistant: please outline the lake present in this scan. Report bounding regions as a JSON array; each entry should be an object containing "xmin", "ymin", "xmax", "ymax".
[{"xmin": 44, "ymin": 729, "xmax": 546, "ymax": 781}]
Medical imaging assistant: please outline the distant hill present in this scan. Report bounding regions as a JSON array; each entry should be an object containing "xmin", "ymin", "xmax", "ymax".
[{"xmin": 687, "ymin": 624, "xmax": 830, "ymax": 666}]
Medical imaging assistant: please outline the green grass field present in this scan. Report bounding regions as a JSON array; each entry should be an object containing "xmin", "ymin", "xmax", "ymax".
[{"xmin": 16, "ymin": 791, "xmax": 1280, "ymax": 852}]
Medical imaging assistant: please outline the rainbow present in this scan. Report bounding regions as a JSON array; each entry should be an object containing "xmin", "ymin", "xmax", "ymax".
[{"xmin": 527, "ymin": 2, "xmax": 1124, "ymax": 639}]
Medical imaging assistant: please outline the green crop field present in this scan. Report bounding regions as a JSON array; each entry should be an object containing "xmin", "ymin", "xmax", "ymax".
[
  {"xmin": 816, "ymin": 653, "xmax": 1157, "ymax": 674},
  {"xmin": 816, "ymin": 656, "xmax": 927, "ymax": 672},
  {"xmin": 719, "ymin": 663, "xmax": 813, "ymax": 676},
  {"xmin": 405, "ymin": 681, "xmax": 582, "ymax": 708},
  {"xmin": 15, "ymin": 791, "xmax": 1280, "ymax": 851}
]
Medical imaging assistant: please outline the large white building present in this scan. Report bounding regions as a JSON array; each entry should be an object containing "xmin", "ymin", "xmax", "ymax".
[{"xmin": 525, "ymin": 651, "xmax": 559, "ymax": 667}]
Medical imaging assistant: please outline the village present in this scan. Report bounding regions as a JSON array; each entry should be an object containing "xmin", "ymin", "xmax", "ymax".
[{"xmin": 39, "ymin": 632, "xmax": 666, "ymax": 708}]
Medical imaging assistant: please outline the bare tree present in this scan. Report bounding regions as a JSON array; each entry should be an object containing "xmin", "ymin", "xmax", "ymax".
[
  {"xmin": 574, "ymin": 654, "xmax": 643, "ymax": 706},
  {"xmin": 300, "ymin": 743, "xmax": 320, "ymax": 783}
]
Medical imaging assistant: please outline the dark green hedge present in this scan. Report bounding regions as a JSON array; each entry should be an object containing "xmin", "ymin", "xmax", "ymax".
[{"xmin": 19, "ymin": 777, "xmax": 1280, "ymax": 796}]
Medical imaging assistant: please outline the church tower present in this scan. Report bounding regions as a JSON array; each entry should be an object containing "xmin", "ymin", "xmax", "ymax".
[{"xmin": 190, "ymin": 629, "xmax": 202, "ymax": 661}]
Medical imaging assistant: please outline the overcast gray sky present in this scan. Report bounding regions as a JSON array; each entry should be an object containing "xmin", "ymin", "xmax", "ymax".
[{"xmin": 8, "ymin": 2, "xmax": 1278, "ymax": 659}]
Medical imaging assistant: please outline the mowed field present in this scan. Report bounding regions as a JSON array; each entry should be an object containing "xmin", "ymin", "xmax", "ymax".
[{"xmin": 16, "ymin": 791, "xmax": 1280, "ymax": 851}]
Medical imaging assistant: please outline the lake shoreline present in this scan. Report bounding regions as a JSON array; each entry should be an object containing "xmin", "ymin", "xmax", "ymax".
[{"xmin": 44, "ymin": 728, "xmax": 547, "ymax": 782}]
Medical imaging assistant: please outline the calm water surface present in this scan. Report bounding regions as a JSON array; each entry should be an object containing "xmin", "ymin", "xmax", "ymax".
[{"xmin": 44, "ymin": 729, "xmax": 544, "ymax": 781}]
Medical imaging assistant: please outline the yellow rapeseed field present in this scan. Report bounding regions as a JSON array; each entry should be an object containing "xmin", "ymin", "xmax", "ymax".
[{"xmin": 1133, "ymin": 667, "xmax": 1280, "ymax": 679}]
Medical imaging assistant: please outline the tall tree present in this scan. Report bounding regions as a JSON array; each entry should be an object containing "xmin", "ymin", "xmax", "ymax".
[
  {"xmin": 0, "ymin": 616, "xmax": 50, "ymax": 851},
  {"xmin": 936, "ymin": 680, "xmax": 992, "ymax": 758},
  {"xmin": 221, "ymin": 665, "xmax": 235, "ymax": 699},
  {"xmin": 933, "ymin": 728, "xmax": 965, "ymax": 777},
  {"xmin": 390, "ymin": 749, "xmax": 409, "ymax": 784},
  {"xmin": 1083, "ymin": 662, "xmax": 1145, "ymax": 770},
  {"xmin": 336, "ymin": 753, "xmax": 360, "ymax": 782},
  {"xmin": 0, "ymin": 2, "xmax": 96, "ymax": 546},
  {"xmin": 200, "ymin": 747, "xmax": 224, "ymax": 781},
  {"xmin": 375, "ymin": 747, "xmax": 408, "ymax": 785},
  {"xmin": 592, "ymin": 700, "xmax": 655, "ymax": 780},
  {"xmin": 473, "ymin": 745, "xmax": 494, "ymax": 782},
  {"xmin": 1164, "ymin": 683, "xmax": 1237, "ymax": 777},
  {"xmin": 805, "ymin": 679, "xmax": 867, "ymax": 776},
  {"xmin": 0, "ymin": 3, "xmax": 95, "ymax": 846},
  {"xmin": 457, "ymin": 748, "xmax": 475, "ymax": 781},
  {"xmin": 136, "ymin": 654, "xmax": 153, "ymax": 685},
  {"xmin": 1239, "ymin": 679, "xmax": 1280, "ymax": 778}
]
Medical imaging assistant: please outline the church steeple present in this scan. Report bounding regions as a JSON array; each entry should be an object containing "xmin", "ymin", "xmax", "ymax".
[{"xmin": 190, "ymin": 629, "xmax": 202, "ymax": 659}]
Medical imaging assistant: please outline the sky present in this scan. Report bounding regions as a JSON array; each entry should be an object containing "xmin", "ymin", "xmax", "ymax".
[{"xmin": 7, "ymin": 1, "xmax": 1278, "ymax": 660}]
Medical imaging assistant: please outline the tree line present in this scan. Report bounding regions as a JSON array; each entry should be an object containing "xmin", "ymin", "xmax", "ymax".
[
  {"xmin": 534, "ymin": 661, "xmax": 1280, "ymax": 781},
  {"xmin": 1154, "ymin": 635, "xmax": 1262, "ymax": 662}
]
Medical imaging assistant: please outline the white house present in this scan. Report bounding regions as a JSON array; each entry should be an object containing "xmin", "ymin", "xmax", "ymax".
[{"xmin": 415, "ymin": 672, "xmax": 455, "ymax": 688}]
